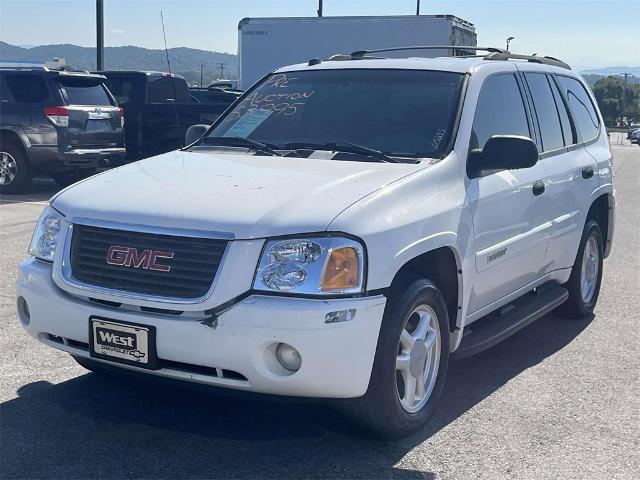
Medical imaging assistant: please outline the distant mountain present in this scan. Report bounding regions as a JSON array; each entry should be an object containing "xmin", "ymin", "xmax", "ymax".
[
  {"xmin": 0, "ymin": 41, "xmax": 238, "ymax": 84},
  {"xmin": 579, "ymin": 66, "xmax": 640, "ymax": 77}
]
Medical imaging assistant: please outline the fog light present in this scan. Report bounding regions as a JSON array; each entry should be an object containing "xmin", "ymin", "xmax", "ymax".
[
  {"xmin": 17, "ymin": 296, "xmax": 30, "ymax": 326},
  {"xmin": 325, "ymin": 308, "xmax": 356, "ymax": 323},
  {"xmin": 275, "ymin": 343, "xmax": 302, "ymax": 372}
]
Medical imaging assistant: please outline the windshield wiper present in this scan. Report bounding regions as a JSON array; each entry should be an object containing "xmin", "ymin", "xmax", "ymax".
[
  {"xmin": 200, "ymin": 136, "xmax": 282, "ymax": 156},
  {"xmin": 284, "ymin": 141, "xmax": 399, "ymax": 163}
]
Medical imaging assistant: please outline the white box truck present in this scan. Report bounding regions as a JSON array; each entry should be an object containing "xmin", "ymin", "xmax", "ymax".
[{"xmin": 237, "ymin": 15, "xmax": 477, "ymax": 90}]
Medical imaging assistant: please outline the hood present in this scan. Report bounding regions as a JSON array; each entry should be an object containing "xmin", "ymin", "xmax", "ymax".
[{"xmin": 52, "ymin": 150, "xmax": 426, "ymax": 239}]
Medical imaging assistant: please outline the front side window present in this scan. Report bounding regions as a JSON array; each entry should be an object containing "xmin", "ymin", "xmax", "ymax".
[
  {"xmin": 525, "ymin": 73, "xmax": 564, "ymax": 152},
  {"xmin": 58, "ymin": 77, "xmax": 112, "ymax": 106},
  {"xmin": 557, "ymin": 76, "xmax": 600, "ymax": 142},
  {"xmin": 5, "ymin": 74, "xmax": 49, "ymax": 103},
  {"xmin": 471, "ymin": 74, "xmax": 530, "ymax": 150},
  {"xmin": 208, "ymin": 69, "xmax": 464, "ymax": 158}
]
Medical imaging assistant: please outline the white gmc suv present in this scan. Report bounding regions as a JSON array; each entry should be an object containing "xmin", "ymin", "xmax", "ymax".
[{"xmin": 17, "ymin": 48, "xmax": 615, "ymax": 438}]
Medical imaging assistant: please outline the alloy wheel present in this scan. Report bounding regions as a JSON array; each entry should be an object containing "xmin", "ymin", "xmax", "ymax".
[
  {"xmin": 0, "ymin": 151, "xmax": 18, "ymax": 186},
  {"xmin": 396, "ymin": 304, "xmax": 441, "ymax": 413},
  {"xmin": 580, "ymin": 234, "xmax": 600, "ymax": 304}
]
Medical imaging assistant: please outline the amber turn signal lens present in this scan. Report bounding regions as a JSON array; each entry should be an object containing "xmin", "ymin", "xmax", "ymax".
[{"xmin": 320, "ymin": 247, "xmax": 360, "ymax": 291}]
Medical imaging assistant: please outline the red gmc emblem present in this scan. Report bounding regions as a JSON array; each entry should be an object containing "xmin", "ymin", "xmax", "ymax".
[{"xmin": 106, "ymin": 245, "xmax": 174, "ymax": 272}]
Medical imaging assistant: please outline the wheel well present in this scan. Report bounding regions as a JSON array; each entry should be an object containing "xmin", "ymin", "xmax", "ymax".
[
  {"xmin": 0, "ymin": 130, "xmax": 27, "ymax": 156},
  {"xmin": 391, "ymin": 247, "xmax": 460, "ymax": 332},
  {"xmin": 587, "ymin": 194, "xmax": 609, "ymax": 249}
]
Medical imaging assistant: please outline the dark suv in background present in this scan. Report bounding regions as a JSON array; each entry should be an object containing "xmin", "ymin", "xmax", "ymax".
[{"xmin": 0, "ymin": 67, "xmax": 126, "ymax": 194}]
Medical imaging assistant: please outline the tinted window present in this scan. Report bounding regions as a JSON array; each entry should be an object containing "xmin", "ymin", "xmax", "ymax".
[
  {"xmin": 5, "ymin": 74, "xmax": 49, "ymax": 103},
  {"xmin": 557, "ymin": 76, "xmax": 600, "ymax": 142},
  {"xmin": 549, "ymin": 77, "xmax": 574, "ymax": 145},
  {"xmin": 147, "ymin": 77, "xmax": 190, "ymax": 103},
  {"xmin": 525, "ymin": 73, "xmax": 564, "ymax": 152},
  {"xmin": 104, "ymin": 75, "xmax": 146, "ymax": 104},
  {"xmin": 209, "ymin": 70, "xmax": 464, "ymax": 158},
  {"xmin": 58, "ymin": 77, "xmax": 112, "ymax": 105},
  {"xmin": 471, "ymin": 74, "xmax": 530, "ymax": 150}
]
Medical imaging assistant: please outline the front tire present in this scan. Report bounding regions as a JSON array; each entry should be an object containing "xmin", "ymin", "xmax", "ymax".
[
  {"xmin": 558, "ymin": 220, "xmax": 604, "ymax": 318},
  {"xmin": 341, "ymin": 278, "xmax": 450, "ymax": 438}
]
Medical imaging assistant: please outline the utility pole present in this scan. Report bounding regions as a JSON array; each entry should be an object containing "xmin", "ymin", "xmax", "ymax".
[
  {"xmin": 317, "ymin": 0, "xmax": 323, "ymax": 17},
  {"xmin": 200, "ymin": 64, "xmax": 203, "ymax": 88},
  {"xmin": 621, "ymin": 72, "xmax": 630, "ymax": 115},
  {"xmin": 217, "ymin": 62, "xmax": 226, "ymax": 79},
  {"xmin": 416, "ymin": 0, "xmax": 420, "ymax": 15},
  {"xmin": 96, "ymin": 0, "xmax": 104, "ymax": 70}
]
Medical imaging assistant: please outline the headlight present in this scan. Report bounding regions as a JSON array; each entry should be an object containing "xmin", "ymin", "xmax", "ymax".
[
  {"xmin": 29, "ymin": 206, "xmax": 64, "ymax": 262},
  {"xmin": 254, "ymin": 236, "xmax": 365, "ymax": 295}
]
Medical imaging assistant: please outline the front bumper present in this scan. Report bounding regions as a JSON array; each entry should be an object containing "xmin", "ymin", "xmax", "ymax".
[{"xmin": 17, "ymin": 258, "xmax": 386, "ymax": 398}]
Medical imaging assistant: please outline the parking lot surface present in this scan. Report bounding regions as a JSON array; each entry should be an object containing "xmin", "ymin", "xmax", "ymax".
[{"xmin": 1, "ymin": 137, "xmax": 638, "ymax": 479}]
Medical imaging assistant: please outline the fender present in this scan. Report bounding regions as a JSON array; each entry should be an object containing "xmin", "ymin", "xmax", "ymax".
[{"xmin": 0, "ymin": 126, "xmax": 30, "ymax": 149}]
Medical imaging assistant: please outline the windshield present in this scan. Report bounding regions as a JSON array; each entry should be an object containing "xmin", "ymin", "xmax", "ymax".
[{"xmin": 207, "ymin": 69, "xmax": 464, "ymax": 158}]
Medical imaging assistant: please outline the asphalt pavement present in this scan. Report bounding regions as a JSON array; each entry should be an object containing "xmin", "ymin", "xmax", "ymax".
[{"xmin": 1, "ymin": 136, "xmax": 638, "ymax": 479}]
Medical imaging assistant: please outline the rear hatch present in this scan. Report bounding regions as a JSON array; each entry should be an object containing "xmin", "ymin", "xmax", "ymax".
[{"xmin": 49, "ymin": 74, "xmax": 124, "ymax": 149}]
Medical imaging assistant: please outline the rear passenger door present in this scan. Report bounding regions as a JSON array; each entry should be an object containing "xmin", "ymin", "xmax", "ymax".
[
  {"xmin": 523, "ymin": 72, "xmax": 599, "ymax": 272},
  {"xmin": 466, "ymin": 72, "xmax": 552, "ymax": 316}
]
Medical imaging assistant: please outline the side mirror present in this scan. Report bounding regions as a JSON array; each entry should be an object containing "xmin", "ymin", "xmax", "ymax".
[
  {"xmin": 185, "ymin": 124, "xmax": 210, "ymax": 146},
  {"xmin": 467, "ymin": 135, "xmax": 539, "ymax": 179}
]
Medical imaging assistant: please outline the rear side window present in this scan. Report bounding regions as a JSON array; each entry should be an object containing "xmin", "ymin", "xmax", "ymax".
[
  {"xmin": 471, "ymin": 74, "xmax": 530, "ymax": 150},
  {"xmin": 147, "ymin": 77, "xmax": 190, "ymax": 103},
  {"xmin": 5, "ymin": 74, "xmax": 50, "ymax": 103},
  {"xmin": 104, "ymin": 76, "xmax": 145, "ymax": 104},
  {"xmin": 525, "ymin": 73, "xmax": 564, "ymax": 152},
  {"xmin": 58, "ymin": 77, "xmax": 112, "ymax": 106},
  {"xmin": 549, "ymin": 78, "xmax": 574, "ymax": 146},
  {"xmin": 557, "ymin": 76, "xmax": 600, "ymax": 142}
]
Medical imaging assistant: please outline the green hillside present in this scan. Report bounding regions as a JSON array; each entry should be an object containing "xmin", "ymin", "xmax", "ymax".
[{"xmin": 0, "ymin": 41, "xmax": 238, "ymax": 84}]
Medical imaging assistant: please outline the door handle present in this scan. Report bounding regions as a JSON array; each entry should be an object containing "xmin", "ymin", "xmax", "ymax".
[
  {"xmin": 582, "ymin": 166, "xmax": 594, "ymax": 179},
  {"xmin": 532, "ymin": 180, "xmax": 546, "ymax": 196}
]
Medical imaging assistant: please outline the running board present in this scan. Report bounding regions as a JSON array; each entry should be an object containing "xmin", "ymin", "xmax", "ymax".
[{"xmin": 452, "ymin": 284, "xmax": 569, "ymax": 359}]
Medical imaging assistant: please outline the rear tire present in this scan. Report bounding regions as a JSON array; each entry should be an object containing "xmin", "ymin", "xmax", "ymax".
[
  {"xmin": 0, "ymin": 140, "xmax": 32, "ymax": 194},
  {"xmin": 558, "ymin": 220, "xmax": 604, "ymax": 318},
  {"xmin": 339, "ymin": 278, "xmax": 450, "ymax": 438}
]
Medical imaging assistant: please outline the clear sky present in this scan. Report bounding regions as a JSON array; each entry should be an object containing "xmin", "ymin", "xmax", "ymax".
[{"xmin": 0, "ymin": 0, "xmax": 638, "ymax": 69}]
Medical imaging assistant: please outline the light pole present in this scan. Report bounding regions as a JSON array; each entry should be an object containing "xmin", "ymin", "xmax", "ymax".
[
  {"xmin": 506, "ymin": 36, "xmax": 515, "ymax": 52},
  {"xmin": 96, "ymin": 0, "xmax": 104, "ymax": 70}
]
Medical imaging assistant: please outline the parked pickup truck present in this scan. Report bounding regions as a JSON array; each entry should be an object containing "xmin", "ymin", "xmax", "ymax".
[
  {"xmin": 19, "ymin": 48, "xmax": 614, "ymax": 438},
  {"xmin": 99, "ymin": 71, "xmax": 236, "ymax": 159}
]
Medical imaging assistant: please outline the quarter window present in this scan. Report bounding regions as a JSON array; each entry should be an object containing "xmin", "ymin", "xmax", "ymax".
[
  {"xmin": 525, "ymin": 73, "xmax": 564, "ymax": 152},
  {"xmin": 471, "ymin": 74, "xmax": 530, "ymax": 150},
  {"xmin": 5, "ymin": 74, "xmax": 50, "ymax": 103},
  {"xmin": 557, "ymin": 76, "xmax": 600, "ymax": 142}
]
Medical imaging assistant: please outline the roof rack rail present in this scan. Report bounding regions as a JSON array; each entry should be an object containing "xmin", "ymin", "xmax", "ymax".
[
  {"xmin": 483, "ymin": 51, "xmax": 571, "ymax": 70},
  {"xmin": 350, "ymin": 45, "xmax": 505, "ymax": 58}
]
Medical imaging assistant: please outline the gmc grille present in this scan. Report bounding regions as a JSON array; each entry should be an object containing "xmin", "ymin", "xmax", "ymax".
[{"xmin": 70, "ymin": 224, "xmax": 228, "ymax": 299}]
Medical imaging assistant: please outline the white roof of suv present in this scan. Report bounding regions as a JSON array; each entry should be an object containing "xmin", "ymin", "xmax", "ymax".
[{"xmin": 277, "ymin": 55, "xmax": 573, "ymax": 76}]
